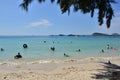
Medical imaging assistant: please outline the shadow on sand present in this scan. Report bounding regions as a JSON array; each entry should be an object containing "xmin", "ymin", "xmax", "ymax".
[{"xmin": 91, "ymin": 62, "xmax": 120, "ymax": 80}]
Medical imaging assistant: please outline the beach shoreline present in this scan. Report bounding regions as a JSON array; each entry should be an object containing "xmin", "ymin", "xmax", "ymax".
[{"xmin": 0, "ymin": 56, "xmax": 120, "ymax": 80}]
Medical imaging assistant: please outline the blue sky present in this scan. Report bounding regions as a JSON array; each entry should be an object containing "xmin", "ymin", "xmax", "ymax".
[{"xmin": 0, "ymin": 0, "xmax": 120, "ymax": 36}]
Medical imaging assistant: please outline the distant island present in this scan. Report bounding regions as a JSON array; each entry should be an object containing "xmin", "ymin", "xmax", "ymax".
[
  {"xmin": 50, "ymin": 34, "xmax": 88, "ymax": 37},
  {"xmin": 92, "ymin": 33, "xmax": 120, "ymax": 36},
  {"xmin": 50, "ymin": 33, "xmax": 120, "ymax": 36},
  {"xmin": 92, "ymin": 33, "xmax": 108, "ymax": 36}
]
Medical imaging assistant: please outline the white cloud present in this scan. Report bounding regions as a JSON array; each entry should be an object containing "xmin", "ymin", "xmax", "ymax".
[{"xmin": 25, "ymin": 19, "xmax": 52, "ymax": 28}]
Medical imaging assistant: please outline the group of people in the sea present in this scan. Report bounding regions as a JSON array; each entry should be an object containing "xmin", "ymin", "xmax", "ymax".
[
  {"xmin": 0, "ymin": 41, "xmax": 82, "ymax": 59},
  {"xmin": 101, "ymin": 44, "xmax": 118, "ymax": 53},
  {"xmin": 14, "ymin": 44, "xmax": 28, "ymax": 59},
  {"xmin": 50, "ymin": 46, "xmax": 81, "ymax": 57},
  {"xmin": 0, "ymin": 44, "xmax": 28, "ymax": 59},
  {"xmin": 2, "ymin": 41, "xmax": 118, "ymax": 60},
  {"xmin": 45, "ymin": 40, "xmax": 81, "ymax": 57},
  {"xmin": 0, "ymin": 41, "xmax": 78, "ymax": 59}
]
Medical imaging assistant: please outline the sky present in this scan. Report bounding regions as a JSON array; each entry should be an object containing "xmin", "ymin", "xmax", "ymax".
[{"xmin": 0, "ymin": 0, "xmax": 120, "ymax": 36}]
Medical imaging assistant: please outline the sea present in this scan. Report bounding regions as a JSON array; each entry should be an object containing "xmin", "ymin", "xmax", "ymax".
[{"xmin": 0, "ymin": 36, "xmax": 120, "ymax": 62}]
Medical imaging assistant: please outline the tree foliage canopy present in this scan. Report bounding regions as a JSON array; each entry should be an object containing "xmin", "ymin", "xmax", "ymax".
[{"xmin": 20, "ymin": 0, "xmax": 116, "ymax": 28}]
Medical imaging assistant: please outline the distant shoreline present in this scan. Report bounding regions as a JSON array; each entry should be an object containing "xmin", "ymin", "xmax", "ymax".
[
  {"xmin": 0, "ymin": 32, "xmax": 120, "ymax": 37},
  {"xmin": 50, "ymin": 32, "xmax": 120, "ymax": 36}
]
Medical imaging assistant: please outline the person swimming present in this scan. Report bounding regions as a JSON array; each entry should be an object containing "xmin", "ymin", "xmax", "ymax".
[
  {"xmin": 0, "ymin": 48, "xmax": 4, "ymax": 51},
  {"xmin": 50, "ymin": 47, "xmax": 55, "ymax": 51},
  {"xmin": 107, "ymin": 44, "xmax": 110, "ymax": 50},
  {"xmin": 14, "ymin": 52, "xmax": 22, "ymax": 59},
  {"xmin": 64, "ymin": 53, "xmax": 70, "ymax": 57},
  {"xmin": 111, "ymin": 47, "xmax": 118, "ymax": 51},
  {"xmin": 23, "ymin": 44, "xmax": 28, "ymax": 48},
  {"xmin": 44, "ymin": 41, "xmax": 46, "ymax": 43},
  {"xmin": 76, "ymin": 49, "xmax": 81, "ymax": 52},
  {"xmin": 101, "ymin": 49, "xmax": 104, "ymax": 53}
]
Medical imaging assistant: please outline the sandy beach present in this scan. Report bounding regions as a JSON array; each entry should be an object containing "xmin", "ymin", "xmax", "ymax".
[
  {"xmin": 0, "ymin": 57, "xmax": 120, "ymax": 80},
  {"xmin": 0, "ymin": 0, "xmax": 120, "ymax": 79}
]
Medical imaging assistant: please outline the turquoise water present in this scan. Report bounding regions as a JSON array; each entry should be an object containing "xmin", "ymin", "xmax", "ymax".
[{"xmin": 0, "ymin": 36, "xmax": 120, "ymax": 61}]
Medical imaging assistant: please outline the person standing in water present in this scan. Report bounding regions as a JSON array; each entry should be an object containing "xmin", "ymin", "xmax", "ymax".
[
  {"xmin": 14, "ymin": 52, "xmax": 22, "ymax": 59},
  {"xmin": 107, "ymin": 44, "xmax": 110, "ymax": 50}
]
